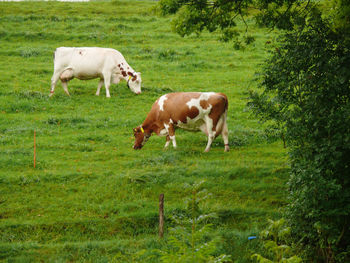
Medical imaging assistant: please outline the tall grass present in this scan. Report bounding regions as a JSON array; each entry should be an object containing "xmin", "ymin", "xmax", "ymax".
[{"xmin": 0, "ymin": 0, "xmax": 286, "ymax": 262}]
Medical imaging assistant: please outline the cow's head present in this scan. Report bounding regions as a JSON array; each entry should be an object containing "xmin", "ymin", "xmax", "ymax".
[
  {"xmin": 133, "ymin": 126, "xmax": 150, "ymax": 149},
  {"xmin": 127, "ymin": 72, "xmax": 142, "ymax": 95}
]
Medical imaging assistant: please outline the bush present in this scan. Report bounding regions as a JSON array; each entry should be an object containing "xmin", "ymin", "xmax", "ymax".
[
  {"xmin": 249, "ymin": 12, "xmax": 350, "ymax": 262},
  {"xmin": 156, "ymin": 181, "xmax": 232, "ymax": 263},
  {"xmin": 251, "ymin": 219, "xmax": 302, "ymax": 263}
]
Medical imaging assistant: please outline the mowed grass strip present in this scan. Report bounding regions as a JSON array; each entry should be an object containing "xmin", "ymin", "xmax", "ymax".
[{"xmin": 0, "ymin": 0, "xmax": 287, "ymax": 261}]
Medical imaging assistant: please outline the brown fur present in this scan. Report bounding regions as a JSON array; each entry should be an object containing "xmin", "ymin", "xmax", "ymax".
[
  {"xmin": 208, "ymin": 94, "xmax": 228, "ymax": 131},
  {"xmin": 133, "ymin": 92, "xmax": 229, "ymax": 151},
  {"xmin": 127, "ymin": 71, "xmax": 136, "ymax": 82},
  {"xmin": 200, "ymin": 99, "xmax": 210, "ymax": 109}
]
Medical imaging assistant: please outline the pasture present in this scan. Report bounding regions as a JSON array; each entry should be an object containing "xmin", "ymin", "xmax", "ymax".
[{"xmin": 0, "ymin": 0, "xmax": 288, "ymax": 262}]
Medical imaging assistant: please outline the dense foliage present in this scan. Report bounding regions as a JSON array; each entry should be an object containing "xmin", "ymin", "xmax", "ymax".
[
  {"xmin": 252, "ymin": 219, "xmax": 302, "ymax": 263},
  {"xmin": 158, "ymin": 0, "xmax": 312, "ymax": 41},
  {"xmin": 249, "ymin": 10, "xmax": 350, "ymax": 263},
  {"xmin": 159, "ymin": 0, "xmax": 350, "ymax": 262}
]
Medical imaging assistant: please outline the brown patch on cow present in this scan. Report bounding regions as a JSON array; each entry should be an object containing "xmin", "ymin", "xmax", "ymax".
[
  {"xmin": 187, "ymin": 106, "xmax": 199, "ymax": 120},
  {"xmin": 120, "ymin": 67, "xmax": 124, "ymax": 71},
  {"xmin": 79, "ymin": 51, "xmax": 83, "ymax": 55},
  {"xmin": 200, "ymin": 100, "xmax": 210, "ymax": 109},
  {"xmin": 118, "ymin": 64, "xmax": 120, "ymax": 67},
  {"xmin": 165, "ymin": 92, "xmax": 201, "ymax": 106},
  {"xmin": 127, "ymin": 72, "xmax": 137, "ymax": 81},
  {"xmin": 157, "ymin": 92, "xmax": 202, "ymax": 124},
  {"xmin": 121, "ymin": 71, "xmax": 127, "ymax": 77},
  {"xmin": 176, "ymin": 106, "xmax": 199, "ymax": 123},
  {"xmin": 208, "ymin": 94, "xmax": 228, "ymax": 131}
]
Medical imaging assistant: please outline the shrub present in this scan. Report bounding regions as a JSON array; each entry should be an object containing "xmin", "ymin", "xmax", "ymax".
[
  {"xmin": 249, "ymin": 12, "xmax": 350, "ymax": 262},
  {"xmin": 251, "ymin": 219, "xmax": 302, "ymax": 263},
  {"xmin": 156, "ymin": 181, "xmax": 232, "ymax": 263}
]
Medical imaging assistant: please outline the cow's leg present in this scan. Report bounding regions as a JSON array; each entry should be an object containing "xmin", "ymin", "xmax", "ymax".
[
  {"xmin": 96, "ymin": 79, "xmax": 104, "ymax": 96},
  {"xmin": 61, "ymin": 81, "xmax": 70, "ymax": 96},
  {"xmin": 103, "ymin": 73, "xmax": 111, "ymax": 98},
  {"xmin": 164, "ymin": 135, "xmax": 171, "ymax": 148},
  {"xmin": 165, "ymin": 123, "xmax": 177, "ymax": 148},
  {"xmin": 170, "ymin": 135, "xmax": 177, "ymax": 148},
  {"xmin": 50, "ymin": 71, "xmax": 61, "ymax": 97},
  {"xmin": 59, "ymin": 69, "xmax": 74, "ymax": 96},
  {"xmin": 204, "ymin": 116, "xmax": 215, "ymax": 152},
  {"xmin": 222, "ymin": 118, "xmax": 229, "ymax": 152},
  {"xmin": 213, "ymin": 112, "xmax": 229, "ymax": 152}
]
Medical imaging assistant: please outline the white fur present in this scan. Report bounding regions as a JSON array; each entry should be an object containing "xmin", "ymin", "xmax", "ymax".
[
  {"xmin": 186, "ymin": 92, "xmax": 215, "ymax": 109},
  {"xmin": 158, "ymin": 95, "xmax": 168, "ymax": 111},
  {"xmin": 50, "ymin": 47, "xmax": 141, "ymax": 97},
  {"xmin": 169, "ymin": 135, "xmax": 177, "ymax": 148},
  {"xmin": 159, "ymin": 128, "xmax": 168, "ymax": 136},
  {"xmin": 175, "ymin": 93, "xmax": 215, "ymax": 131}
]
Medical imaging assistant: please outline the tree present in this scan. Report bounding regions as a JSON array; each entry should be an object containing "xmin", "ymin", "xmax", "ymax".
[
  {"xmin": 158, "ymin": 0, "xmax": 313, "ymax": 42},
  {"xmin": 251, "ymin": 13, "xmax": 350, "ymax": 262},
  {"xmin": 159, "ymin": 0, "xmax": 350, "ymax": 262}
]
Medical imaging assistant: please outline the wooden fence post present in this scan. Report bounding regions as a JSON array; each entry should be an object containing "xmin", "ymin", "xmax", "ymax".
[{"xmin": 159, "ymin": 193, "xmax": 164, "ymax": 238}]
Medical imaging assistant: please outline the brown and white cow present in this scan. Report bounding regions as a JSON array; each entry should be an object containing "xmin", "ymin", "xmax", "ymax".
[
  {"xmin": 50, "ymin": 47, "xmax": 142, "ymax": 98},
  {"xmin": 133, "ymin": 92, "xmax": 229, "ymax": 152}
]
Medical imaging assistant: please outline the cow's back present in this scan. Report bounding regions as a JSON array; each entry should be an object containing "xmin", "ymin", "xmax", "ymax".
[
  {"xmin": 54, "ymin": 47, "xmax": 75, "ymax": 66},
  {"xmin": 152, "ymin": 92, "xmax": 227, "ymax": 129},
  {"xmin": 54, "ymin": 47, "xmax": 124, "ymax": 68},
  {"xmin": 53, "ymin": 47, "xmax": 126, "ymax": 78}
]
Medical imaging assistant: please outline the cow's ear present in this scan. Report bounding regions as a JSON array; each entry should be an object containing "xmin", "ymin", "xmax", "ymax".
[{"xmin": 127, "ymin": 72, "xmax": 134, "ymax": 77}]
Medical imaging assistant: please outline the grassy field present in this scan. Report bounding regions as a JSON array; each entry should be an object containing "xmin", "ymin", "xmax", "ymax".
[{"xmin": 0, "ymin": 1, "xmax": 288, "ymax": 262}]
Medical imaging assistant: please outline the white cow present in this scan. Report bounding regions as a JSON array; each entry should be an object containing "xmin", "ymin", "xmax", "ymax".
[{"xmin": 50, "ymin": 47, "xmax": 142, "ymax": 97}]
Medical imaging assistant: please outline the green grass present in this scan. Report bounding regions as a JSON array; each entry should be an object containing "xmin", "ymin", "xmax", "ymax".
[{"xmin": 0, "ymin": 1, "xmax": 287, "ymax": 262}]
